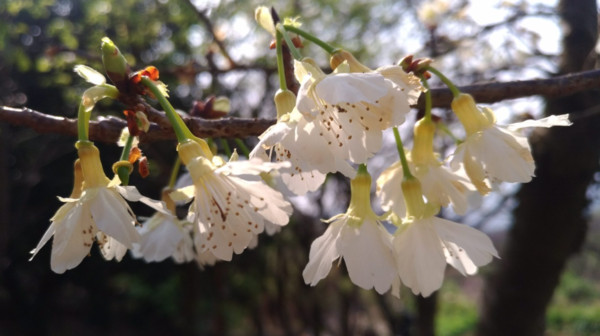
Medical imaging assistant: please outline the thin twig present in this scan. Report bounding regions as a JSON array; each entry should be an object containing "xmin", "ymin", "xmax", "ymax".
[{"xmin": 185, "ymin": 0, "xmax": 236, "ymax": 68}]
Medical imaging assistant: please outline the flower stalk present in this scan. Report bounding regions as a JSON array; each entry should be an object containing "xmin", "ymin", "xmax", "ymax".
[
  {"xmin": 283, "ymin": 24, "xmax": 338, "ymax": 55},
  {"xmin": 276, "ymin": 24, "xmax": 303, "ymax": 60},
  {"xmin": 392, "ymin": 127, "xmax": 415, "ymax": 180},
  {"xmin": 426, "ymin": 66, "xmax": 460, "ymax": 98},
  {"xmin": 116, "ymin": 134, "xmax": 135, "ymax": 185}
]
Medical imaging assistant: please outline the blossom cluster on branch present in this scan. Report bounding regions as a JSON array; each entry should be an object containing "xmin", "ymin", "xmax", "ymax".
[{"xmin": 27, "ymin": 7, "xmax": 571, "ymax": 298}]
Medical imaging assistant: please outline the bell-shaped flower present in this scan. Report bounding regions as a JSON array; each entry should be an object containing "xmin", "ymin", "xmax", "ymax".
[
  {"xmin": 30, "ymin": 142, "xmax": 166, "ymax": 273},
  {"xmin": 378, "ymin": 118, "xmax": 473, "ymax": 216},
  {"xmin": 450, "ymin": 93, "xmax": 571, "ymax": 194},
  {"xmin": 303, "ymin": 166, "xmax": 397, "ymax": 294},
  {"xmin": 132, "ymin": 189, "xmax": 195, "ymax": 263},
  {"xmin": 391, "ymin": 178, "xmax": 498, "ymax": 297},
  {"xmin": 171, "ymin": 140, "xmax": 292, "ymax": 261},
  {"xmin": 294, "ymin": 59, "xmax": 421, "ymax": 166}
]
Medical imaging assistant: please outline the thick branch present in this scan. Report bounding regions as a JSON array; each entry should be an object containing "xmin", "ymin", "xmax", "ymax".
[{"xmin": 3, "ymin": 69, "xmax": 600, "ymax": 142}]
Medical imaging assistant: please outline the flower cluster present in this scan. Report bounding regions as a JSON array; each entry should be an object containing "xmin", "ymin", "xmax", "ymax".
[{"xmin": 30, "ymin": 17, "xmax": 571, "ymax": 299}]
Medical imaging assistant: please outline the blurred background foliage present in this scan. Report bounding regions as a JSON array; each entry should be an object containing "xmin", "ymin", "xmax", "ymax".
[{"xmin": 2, "ymin": 0, "xmax": 600, "ymax": 335}]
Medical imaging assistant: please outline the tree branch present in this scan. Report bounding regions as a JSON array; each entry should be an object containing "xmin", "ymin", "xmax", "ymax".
[
  {"xmin": 185, "ymin": 0, "xmax": 237, "ymax": 69},
  {"xmin": 425, "ymin": 68, "xmax": 600, "ymax": 107},
  {"xmin": 3, "ymin": 69, "xmax": 600, "ymax": 142},
  {"xmin": 0, "ymin": 106, "xmax": 274, "ymax": 143}
]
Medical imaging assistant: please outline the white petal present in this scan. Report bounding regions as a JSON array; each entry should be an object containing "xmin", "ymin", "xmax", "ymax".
[
  {"xmin": 172, "ymin": 224, "xmax": 195, "ymax": 263},
  {"xmin": 417, "ymin": 164, "xmax": 472, "ymax": 215},
  {"xmin": 432, "ymin": 217, "xmax": 498, "ymax": 275},
  {"xmin": 97, "ymin": 232, "xmax": 128, "ymax": 261},
  {"xmin": 48, "ymin": 202, "xmax": 97, "ymax": 273},
  {"xmin": 174, "ymin": 171, "xmax": 193, "ymax": 189},
  {"xmin": 507, "ymin": 113, "xmax": 571, "ymax": 131},
  {"xmin": 82, "ymin": 86, "xmax": 116, "ymax": 112},
  {"xmin": 302, "ymin": 219, "xmax": 344, "ymax": 286},
  {"xmin": 376, "ymin": 161, "xmax": 407, "ymax": 216},
  {"xmin": 170, "ymin": 185, "xmax": 196, "ymax": 203},
  {"xmin": 475, "ymin": 127, "xmax": 535, "ymax": 183},
  {"xmin": 29, "ymin": 222, "xmax": 56, "ymax": 261},
  {"xmin": 315, "ymin": 73, "xmax": 388, "ymax": 104},
  {"xmin": 393, "ymin": 218, "xmax": 446, "ymax": 297},
  {"xmin": 215, "ymin": 158, "xmax": 289, "ymax": 176},
  {"xmin": 74, "ymin": 64, "xmax": 106, "ymax": 85},
  {"xmin": 135, "ymin": 214, "xmax": 185, "ymax": 262},
  {"xmin": 117, "ymin": 185, "xmax": 169, "ymax": 214},
  {"xmin": 338, "ymin": 219, "xmax": 396, "ymax": 294},
  {"xmin": 88, "ymin": 188, "xmax": 140, "ymax": 248}
]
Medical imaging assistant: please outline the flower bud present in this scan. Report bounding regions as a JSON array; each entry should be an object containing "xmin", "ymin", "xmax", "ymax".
[
  {"xmin": 255, "ymin": 6, "xmax": 276, "ymax": 36},
  {"xmin": 101, "ymin": 37, "xmax": 131, "ymax": 88},
  {"xmin": 213, "ymin": 96, "xmax": 231, "ymax": 114},
  {"xmin": 274, "ymin": 89, "xmax": 296, "ymax": 119}
]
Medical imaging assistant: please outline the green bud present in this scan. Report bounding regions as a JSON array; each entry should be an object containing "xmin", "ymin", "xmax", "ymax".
[
  {"xmin": 101, "ymin": 37, "xmax": 131, "ymax": 88},
  {"xmin": 274, "ymin": 89, "xmax": 296, "ymax": 119}
]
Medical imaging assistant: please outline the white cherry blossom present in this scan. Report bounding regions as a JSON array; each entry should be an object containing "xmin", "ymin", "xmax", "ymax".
[
  {"xmin": 303, "ymin": 167, "xmax": 397, "ymax": 294},
  {"xmin": 294, "ymin": 59, "xmax": 421, "ymax": 165},
  {"xmin": 450, "ymin": 93, "xmax": 571, "ymax": 194},
  {"xmin": 172, "ymin": 140, "xmax": 292, "ymax": 261},
  {"xmin": 30, "ymin": 143, "xmax": 166, "ymax": 273}
]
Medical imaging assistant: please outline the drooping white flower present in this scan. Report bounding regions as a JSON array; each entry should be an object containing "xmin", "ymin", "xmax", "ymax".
[
  {"xmin": 450, "ymin": 93, "xmax": 571, "ymax": 194},
  {"xmin": 171, "ymin": 140, "xmax": 292, "ymax": 261},
  {"xmin": 303, "ymin": 166, "xmax": 397, "ymax": 294},
  {"xmin": 377, "ymin": 118, "xmax": 473, "ymax": 215},
  {"xmin": 390, "ymin": 178, "xmax": 498, "ymax": 297},
  {"xmin": 393, "ymin": 215, "xmax": 498, "ymax": 297},
  {"xmin": 132, "ymin": 189, "xmax": 194, "ymax": 263},
  {"xmin": 294, "ymin": 59, "xmax": 421, "ymax": 165},
  {"xmin": 30, "ymin": 142, "xmax": 166, "ymax": 273}
]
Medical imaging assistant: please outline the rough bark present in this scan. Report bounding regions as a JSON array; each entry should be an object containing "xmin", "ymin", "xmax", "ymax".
[{"xmin": 477, "ymin": 1, "xmax": 600, "ymax": 335}]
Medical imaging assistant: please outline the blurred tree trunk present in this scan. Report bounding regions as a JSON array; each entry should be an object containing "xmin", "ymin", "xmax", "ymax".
[
  {"xmin": 477, "ymin": 1, "xmax": 600, "ymax": 335},
  {"xmin": 414, "ymin": 292, "xmax": 437, "ymax": 336}
]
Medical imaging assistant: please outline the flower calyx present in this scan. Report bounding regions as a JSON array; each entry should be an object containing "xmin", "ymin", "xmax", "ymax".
[
  {"xmin": 76, "ymin": 141, "xmax": 111, "ymax": 189},
  {"xmin": 451, "ymin": 93, "xmax": 494, "ymax": 136}
]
